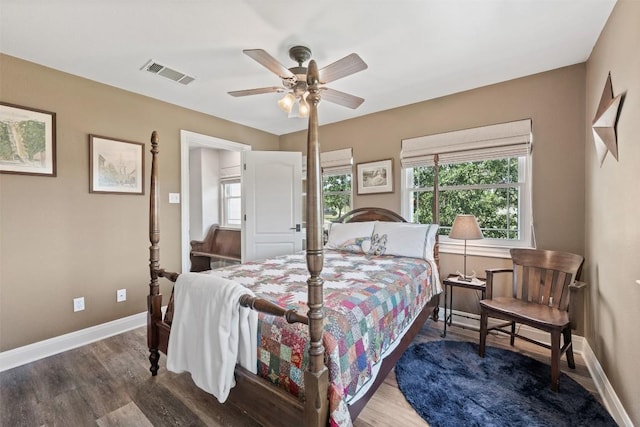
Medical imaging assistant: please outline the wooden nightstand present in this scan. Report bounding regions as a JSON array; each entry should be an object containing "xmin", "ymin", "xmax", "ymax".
[{"xmin": 441, "ymin": 274, "xmax": 486, "ymax": 338}]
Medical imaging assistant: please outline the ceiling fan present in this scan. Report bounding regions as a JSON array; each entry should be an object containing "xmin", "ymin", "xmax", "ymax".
[{"xmin": 228, "ymin": 46, "xmax": 367, "ymax": 117}]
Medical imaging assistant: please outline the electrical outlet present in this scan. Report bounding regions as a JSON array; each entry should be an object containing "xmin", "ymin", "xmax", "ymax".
[
  {"xmin": 73, "ymin": 297, "xmax": 85, "ymax": 312},
  {"xmin": 116, "ymin": 289, "xmax": 127, "ymax": 302}
]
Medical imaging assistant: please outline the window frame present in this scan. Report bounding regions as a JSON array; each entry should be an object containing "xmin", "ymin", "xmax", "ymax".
[
  {"xmin": 322, "ymin": 169, "xmax": 353, "ymax": 224},
  {"xmin": 308, "ymin": 148, "xmax": 354, "ymax": 225},
  {"xmin": 402, "ymin": 157, "xmax": 531, "ymax": 258},
  {"xmin": 400, "ymin": 120, "xmax": 533, "ymax": 258},
  {"xmin": 220, "ymin": 178, "xmax": 242, "ymax": 229}
]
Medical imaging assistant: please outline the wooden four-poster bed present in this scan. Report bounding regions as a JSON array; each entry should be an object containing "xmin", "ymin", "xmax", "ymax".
[{"xmin": 147, "ymin": 60, "xmax": 442, "ymax": 426}]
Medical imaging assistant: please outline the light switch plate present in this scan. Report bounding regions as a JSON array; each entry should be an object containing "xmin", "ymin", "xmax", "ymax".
[{"xmin": 169, "ymin": 193, "xmax": 180, "ymax": 204}]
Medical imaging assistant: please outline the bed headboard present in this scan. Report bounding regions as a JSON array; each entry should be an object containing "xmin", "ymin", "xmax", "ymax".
[
  {"xmin": 336, "ymin": 207, "xmax": 439, "ymax": 268},
  {"xmin": 336, "ymin": 207, "xmax": 407, "ymax": 223}
]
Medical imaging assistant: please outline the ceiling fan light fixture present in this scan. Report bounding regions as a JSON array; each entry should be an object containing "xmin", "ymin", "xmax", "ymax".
[
  {"xmin": 231, "ymin": 46, "xmax": 367, "ymax": 118},
  {"xmin": 297, "ymin": 96, "xmax": 310, "ymax": 118},
  {"xmin": 277, "ymin": 92, "xmax": 295, "ymax": 113},
  {"xmin": 286, "ymin": 94, "xmax": 309, "ymax": 119},
  {"xmin": 288, "ymin": 98, "xmax": 301, "ymax": 119}
]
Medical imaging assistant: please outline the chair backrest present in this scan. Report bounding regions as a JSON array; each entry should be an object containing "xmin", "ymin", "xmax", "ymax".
[
  {"xmin": 510, "ymin": 248, "xmax": 584, "ymax": 311},
  {"xmin": 191, "ymin": 224, "xmax": 241, "ymax": 259}
]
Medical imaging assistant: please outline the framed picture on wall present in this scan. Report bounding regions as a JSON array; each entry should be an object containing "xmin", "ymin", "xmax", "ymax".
[
  {"xmin": 89, "ymin": 135, "xmax": 144, "ymax": 195},
  {"xmin": 0, "ymin": 102, "xmax": 57, "ymax": 176},
  {"xmin": 356, "ymin": 158, "xmax": 393, "ymax": 194}
]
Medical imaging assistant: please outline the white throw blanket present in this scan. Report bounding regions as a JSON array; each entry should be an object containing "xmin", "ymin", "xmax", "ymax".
[{"xmin": 167, "ymin": 272, "xmax": 258, "ymax": 403}]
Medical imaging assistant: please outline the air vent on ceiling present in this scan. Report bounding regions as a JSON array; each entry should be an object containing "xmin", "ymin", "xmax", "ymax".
[{"xmin": 141, "ymin": 60, "xmax": 195, "ymax": 85}]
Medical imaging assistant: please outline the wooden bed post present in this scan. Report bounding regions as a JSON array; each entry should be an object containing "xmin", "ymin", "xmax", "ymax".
[
  {"xmin": 304, "ymin": 60, "xmax": 329, "ymax": 427},
  {"xmin": 432, "ymin": 153, "xmax": 440, "ymax": 321},
  {"xmin": 148, "ymin": 131, "xmax": 162, "ymax": 375}
]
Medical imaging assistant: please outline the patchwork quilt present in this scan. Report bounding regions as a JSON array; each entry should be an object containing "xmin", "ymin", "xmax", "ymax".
[{"xmin": 208, "ymin": 249, "xmax": 441, "ymax": 427}]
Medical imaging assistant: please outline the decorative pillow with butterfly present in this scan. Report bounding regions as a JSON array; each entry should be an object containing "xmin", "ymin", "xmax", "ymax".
[
  {"xmin": 325, "ymin": 220, "xmax": 438, "ymax": 261},
  {"xmin": 362, "ymin": 232, "xmax": 387, "ymax": 255},
  {"xmin": 370, "ymin": 222, "xmax": 439, "ymax": 261}
]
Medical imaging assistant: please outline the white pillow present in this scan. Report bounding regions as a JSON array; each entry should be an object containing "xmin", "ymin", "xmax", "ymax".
[
  {"xmin": 370, "ymin": 222, "xmax": 439, "ymax": 260},
  {"xmin": 325, "ymin": 221, "xmax": 377, "ymax": 253}
]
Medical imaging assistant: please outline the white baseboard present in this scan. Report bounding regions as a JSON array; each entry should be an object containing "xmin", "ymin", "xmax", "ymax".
[
  {"xmin": 0, "ymin": 311, "xmax": 148, "ymax": 373},
  {"xmin": 442, "ymin": 307, "xmax": 633, "ymax": 427},
  {"xmin": 1, "ymin": 306, "xmax": 634, "ymax": 426},
  {"xmin": 580, "ymin": 339, "xmax": 634, "ymax": 427}
]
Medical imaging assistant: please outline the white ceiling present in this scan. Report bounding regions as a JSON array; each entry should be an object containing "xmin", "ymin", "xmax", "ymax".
[{"xmin": 0, "ymin": 0, "xmax": 616, "ymax": 136}]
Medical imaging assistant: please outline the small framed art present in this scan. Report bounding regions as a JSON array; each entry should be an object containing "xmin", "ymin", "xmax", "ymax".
[
  {"xmin": 356, "ymin": 158, "xmax": 393, "ymax": 194},
  {"xmin": 0, "ymin": 102, "xmax": 57, "ymax": 176},
  {"xmin": 89, "ymin": 135, "xmax": 144, "ymax": 194}
]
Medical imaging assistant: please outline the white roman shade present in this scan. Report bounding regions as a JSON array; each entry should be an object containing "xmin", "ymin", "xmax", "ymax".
[
  {"xmin": 320, "ymin": 148, "xmax": 353, "ymax": 175},
  {"xmin": 219, "ymin": 151, "xmax": 242, "ymax": 180},
  {"xmin": 220, "ymin": 165, "xmax": 241, "ymax": 180},
  {"xmin": 401, "ymin": 119, "xmax": 532, "ymax": 167}
]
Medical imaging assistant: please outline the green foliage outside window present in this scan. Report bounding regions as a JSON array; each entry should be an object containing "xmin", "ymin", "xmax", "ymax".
[
  {"xmin": 409, "ymin": 158, "xmax": 521, "ymax": 239},
  {"xmin": 323, "ymin": 174, "xmax": 351, "ymax": 222}
]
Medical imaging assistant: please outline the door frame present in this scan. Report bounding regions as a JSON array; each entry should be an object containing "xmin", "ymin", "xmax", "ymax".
[{"xmin": 180, "ymin": 130, "xmax": 251, "ymax": 272}]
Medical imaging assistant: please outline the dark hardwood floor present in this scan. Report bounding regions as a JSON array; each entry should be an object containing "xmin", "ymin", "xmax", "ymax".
[{"xmin": 0, "ymin": 319, "xmax": 601, "ymax": 426}]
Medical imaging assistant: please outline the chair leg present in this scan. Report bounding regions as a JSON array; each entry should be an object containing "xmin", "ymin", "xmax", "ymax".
[
  {"xmin": 479, "ymin": 310, "xmax": 488, "ymax": 357},
  {"xmin": 550, "ymin": 330, "xmax": 561, "ymax": 392},
  {"xmin": 510, "ymin": 321, "xmax": 516, "ymax": 346},
  {"xmin": 563, "ymin": 328, "xmax": 576, "ymax": 369}
]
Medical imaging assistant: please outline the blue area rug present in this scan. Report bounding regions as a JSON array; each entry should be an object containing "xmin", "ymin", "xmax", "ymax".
[{"xmin": 396, "ymin": 340, "xmax": 617, "ymax": 427}]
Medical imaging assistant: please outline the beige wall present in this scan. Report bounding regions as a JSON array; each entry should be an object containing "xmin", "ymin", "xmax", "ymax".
[
  {"xmin": 585, "ymin": 1, "xmax": 640, "ymax": 423},
  {"xmin": 0, "ymin": 54, "xmax": 279, "ymax": 351},
  {"xmin": 281, "ymin": 65, "xmax": 587, "ymax": 256},
  {"xmin": 2, "ymin": 55, "xmax": 588, "ymax": 351},
  {"xmin": 281, "ymin": 64, "xmax": 587, "ymax": 301}
]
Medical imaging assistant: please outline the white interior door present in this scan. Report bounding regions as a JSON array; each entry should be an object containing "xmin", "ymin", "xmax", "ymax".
[{"xmin": 242, "ymin": 151, "xmax": 303, "ymax": 262}]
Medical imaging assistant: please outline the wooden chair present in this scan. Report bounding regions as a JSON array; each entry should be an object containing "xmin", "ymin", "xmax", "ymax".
[{"xmin": 478, "ymin": 248, "xmax": 585, "ymax": 391}]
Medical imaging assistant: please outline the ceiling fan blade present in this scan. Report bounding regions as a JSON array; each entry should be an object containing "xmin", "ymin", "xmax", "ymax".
[
  {"xmin": 228, "ymin": 87, "xmax": 284, "ymax": 97},
  {"xmin": 320, "ymin": 87, "xmax": 365, "ymax": 109},
  {"xmin": 318, "ymin": 53, "xmax": 368, "ymax": 84},
  {"xmin": 243, "ymin": 49, "xmax": 295, "ymax": 80}
]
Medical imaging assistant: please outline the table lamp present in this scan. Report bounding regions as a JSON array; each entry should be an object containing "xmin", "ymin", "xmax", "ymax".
[{"xmin": 449, "ymin": 214, "xmax": 483, "ymax": 281}]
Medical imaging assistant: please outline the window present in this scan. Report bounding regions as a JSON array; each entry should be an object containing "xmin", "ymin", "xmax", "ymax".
[
  {"xmin": 401, "ymin": 120, "xmax": 532, "ymax": 256},
  {"xmin": 303, "ymin": 148, "xmax": 353, "ymax": 242},
  {"xmin": 320, "ymin": 148, "xmax": 353, "ymax": 224},
  {"xmin": 221, "ymin": 179, "xmax": 241, "ymax": 227},
  {"xmin": 323, "ymin": 172, "xmax": 352, "ymax": 222}
]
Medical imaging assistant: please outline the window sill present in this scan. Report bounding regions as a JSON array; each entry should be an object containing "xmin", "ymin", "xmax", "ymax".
[{"xmin": 439, "ymin": 240, "xmax": 534, "ymax": 259}]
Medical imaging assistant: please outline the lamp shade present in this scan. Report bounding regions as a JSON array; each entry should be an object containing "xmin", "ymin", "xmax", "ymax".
[
  {"xmin": 277, "ymin": 92, "xmax": 295, "ymax": 113},
  {"xmin": 298, "ymin": 96, "xmax": 310, "ymax": 118},
  {"xmin": 449, "ymin": 214, "xmax": 483, "ymax": 240}
]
